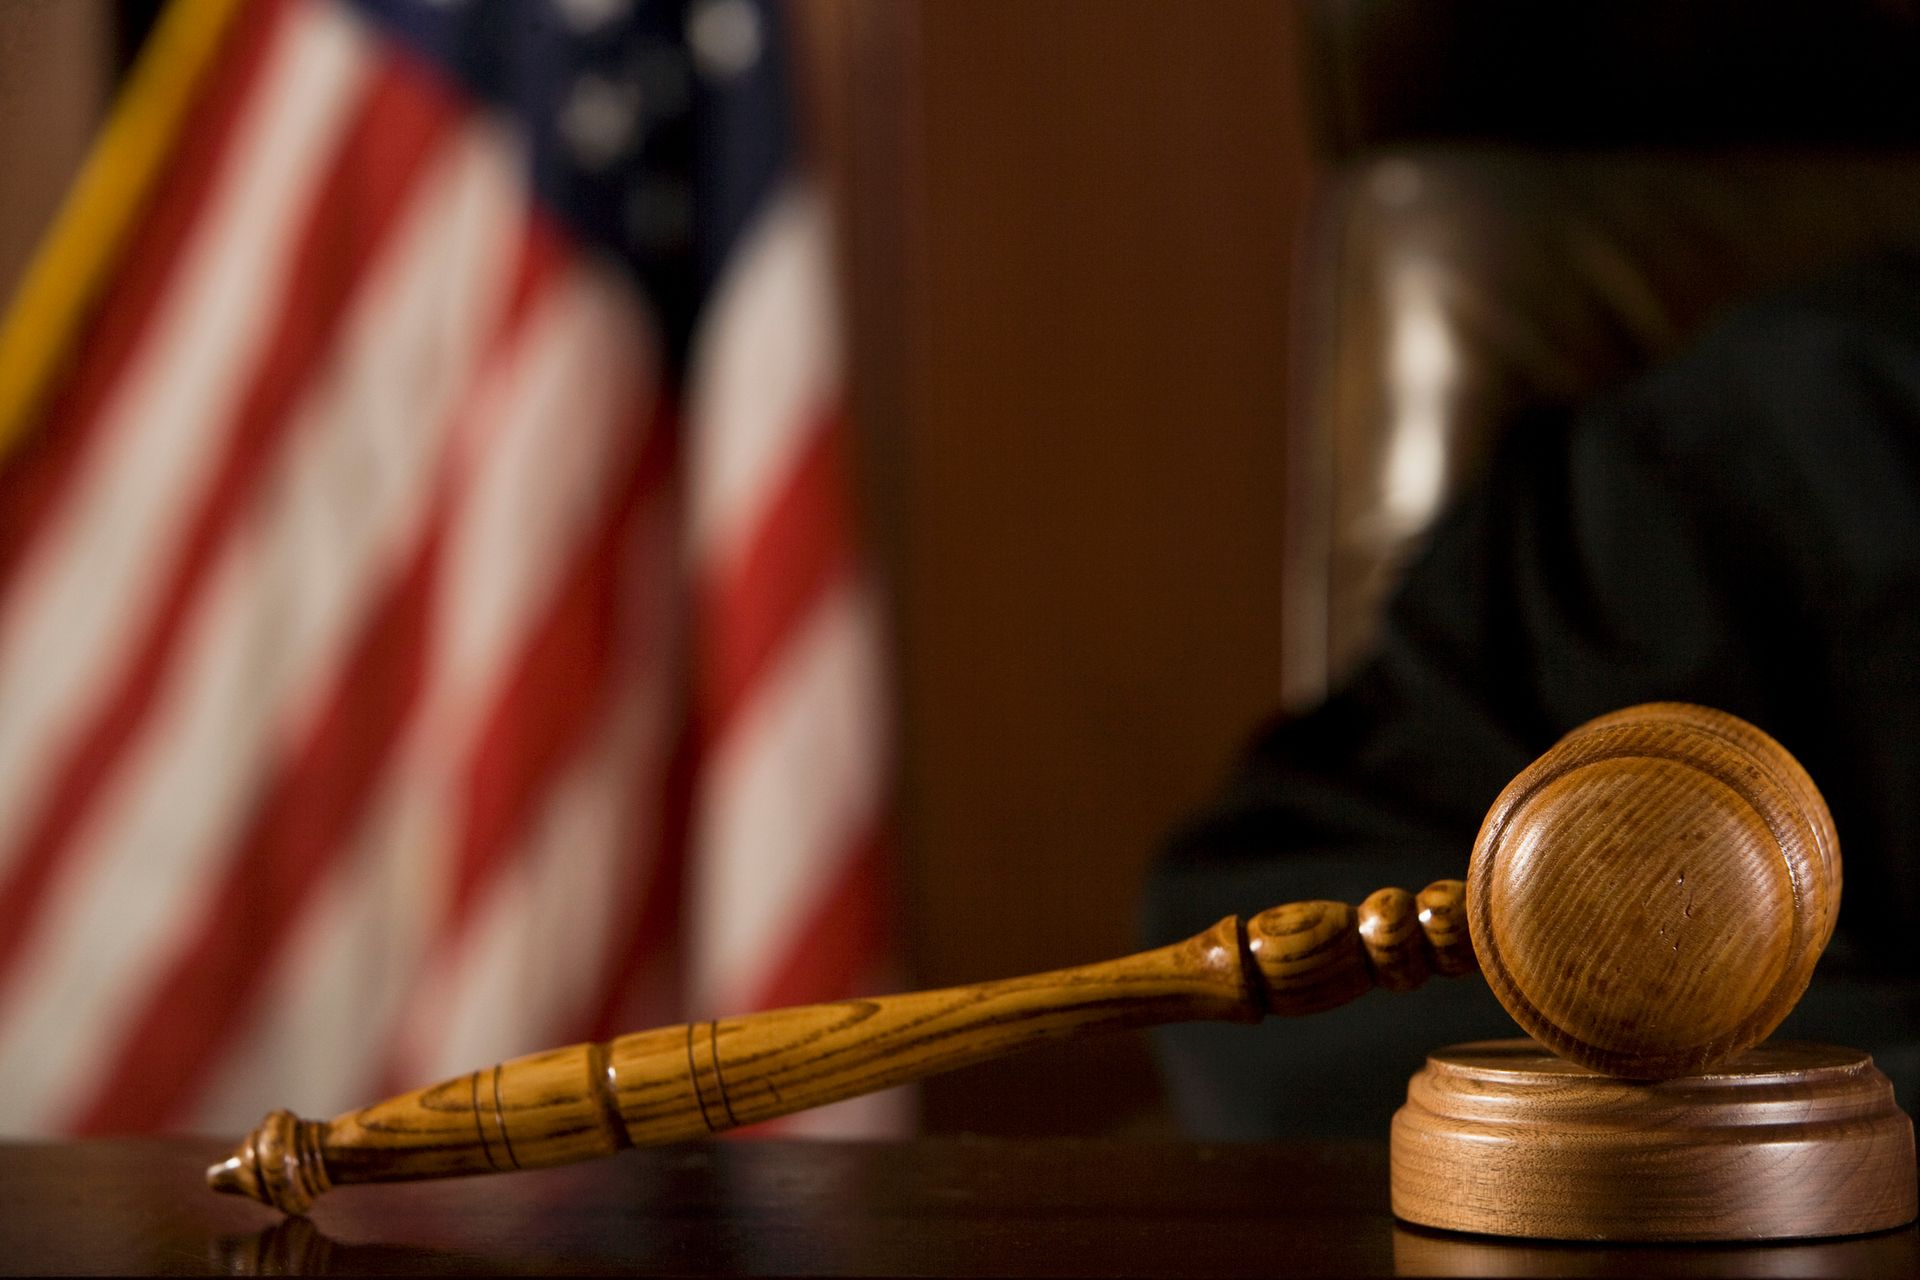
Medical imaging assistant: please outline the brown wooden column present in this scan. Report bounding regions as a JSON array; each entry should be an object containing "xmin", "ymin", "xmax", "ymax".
[
  {"xmin": 807, "ymin": 0, "xmax": 1319, "ymax": 1134},
  {"xmin": 0, "ymin": 0, "xmax": 114, "ymax": 306}
]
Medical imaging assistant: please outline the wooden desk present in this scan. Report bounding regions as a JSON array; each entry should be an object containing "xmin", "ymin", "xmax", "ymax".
[{"xmin": 1, "ymin": 1136, "xmax": 1914, "ymax": 1276}]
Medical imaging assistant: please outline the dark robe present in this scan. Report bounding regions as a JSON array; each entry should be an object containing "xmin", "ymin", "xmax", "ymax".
[{"xmin": 1145, "ymin": 252, "xmax": 1920, "ymax": 1137}]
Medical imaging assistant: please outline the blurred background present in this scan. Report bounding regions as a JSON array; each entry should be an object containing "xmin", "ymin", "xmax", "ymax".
[{"xmin": 2, "ymin": 0, "xmax": 1918, "ymax": 1141}]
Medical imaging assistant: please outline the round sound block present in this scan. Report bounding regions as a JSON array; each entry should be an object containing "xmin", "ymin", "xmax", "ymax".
[{"xmin": 1391, "ymin": 1039, "xmax": 1917, "ymax": 1241}]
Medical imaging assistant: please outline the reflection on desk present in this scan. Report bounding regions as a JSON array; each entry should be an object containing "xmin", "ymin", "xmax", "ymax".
[{"xmin": 1, "ymin": 1136, "xmax": 1914, "ymax": 1276}]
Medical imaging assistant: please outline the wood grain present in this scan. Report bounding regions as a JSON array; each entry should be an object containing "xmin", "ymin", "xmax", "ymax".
[
  {"xmin": 210, "ymin": 703, "xmax": 1843, "ymax": 1217},
  {"xmin": 1392, "ymin": 1039, "xmax": 1917, "ymax": 1241},
  {"xmin": 1465, "ymin": 708, "xmax": 1836, "ymax": 1078},
  {"xmin": 1580, "ymin": 702, "xmax": 1841, "ymax": 945},
  {"xmin": 211, "ymin": 885, "xmax": 1475, "ymax": 1213}
]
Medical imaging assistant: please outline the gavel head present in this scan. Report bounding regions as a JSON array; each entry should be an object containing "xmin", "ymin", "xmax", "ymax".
[{"xmin": 1465, "ymin": 703, "xmax": 1840, "ymax": 1080}]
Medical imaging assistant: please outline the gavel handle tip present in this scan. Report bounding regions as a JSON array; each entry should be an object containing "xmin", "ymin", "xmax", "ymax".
[
  {"xmin": 206, "ymin": 1154, "xmax": 248, "ymax": 1197},
  {"xmin": 206, "ymin": 1109, "xmax": 328, "ymax": 1215}
]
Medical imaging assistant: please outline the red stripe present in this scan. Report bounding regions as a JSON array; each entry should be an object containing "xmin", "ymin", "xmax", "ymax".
[
  {"xmin": 67, "ymin": 219, "xmax": 569, "ymax": 1135},
  {"xmin": 741, "ymin": 821, "xmax": 892, "ymax": 1013},
  {"xmin": 0, "ymin": 55, "xmax": 460, "ymax": 1010},
  {"xmin": 588, "ymin": 407, "xmax": 877, "ymax": 1038},
  {"xmin": 687, "ymin": 405, "xmax": 890, "ymax": 1023},
  {"xmin": 369, "ymin": 394, "xmax": 674, "ymax": 1091},
  {"xmin": 72, "ymin": 486, "xmax": 447, "ymax": 1135},
  {"xmin": 586, "ymin": 718, "xmax": 695, "ymax": 1040},
  {"xmin": 0, "ymin": 0, "xmax": 290, "ymax": 605},
  {"xmin": 719, "ymin": 821, "xmax": 894, "ymax": 1139},
  {"xmin": 696, "ymin": 406, "xmax": 855, "ymax": 742},
  {"xmin": 445, "ymin": 400, "xmax": 675, "ymax": 924},
  {"xmin": 717, "ymin": 822, "xmax": 893, "ymax": 1141}
]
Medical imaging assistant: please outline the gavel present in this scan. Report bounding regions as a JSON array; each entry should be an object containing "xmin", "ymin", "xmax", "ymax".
[{"xmin": 210, "ymin": 702, "xmax": 1842, "ymax": 1215}]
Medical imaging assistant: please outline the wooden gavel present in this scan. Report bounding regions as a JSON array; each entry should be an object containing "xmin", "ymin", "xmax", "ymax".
[{"xmin": 210, "ymin": 702, "xmax": 1839, "ymax": 1214}]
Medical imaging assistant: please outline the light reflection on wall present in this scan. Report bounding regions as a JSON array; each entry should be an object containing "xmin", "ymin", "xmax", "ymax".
[{"xmin": 1376, "ymin": 258, "xmax": 1457, "ymax": 547}]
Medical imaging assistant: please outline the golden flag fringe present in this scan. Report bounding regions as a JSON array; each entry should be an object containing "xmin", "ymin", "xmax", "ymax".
[{"xmin": 0, "ymin": 0, "xmax": 249, "ymax": 459}]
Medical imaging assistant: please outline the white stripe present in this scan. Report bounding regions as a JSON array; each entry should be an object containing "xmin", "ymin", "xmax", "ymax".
[
  {"xmin": 190, "ymin": 735, "xmax": 448, "ymax": 1130},
  {"xmin": 193, "ymin": 522, "xmax": 665, "ymax": 1126},
  {"xmin": 388, "ymin": 264, "xmax": 657, "ymax": 1078},
  {"xmin": 370, "ymin": 261, "xmax": 656, "ymax": 1026},
  {"xmin": 391, "ymin": 481, "xmax": 679, "ymax": 1086},
  {"xmin": 420, "ymin": 598, "xmax": 677, "ymax": 1084},
  {"xmin": 0, "ymin": 4, "xmax": 369, "ymax": 875},
  {"xmin": 435, "ymin": 263, "xmax": 654, "ymax": 706},
  {"xmin": 147, "ymin": 253, "xmax": 660, "ymax": 1128},
  {"xmin": 682, "ymin": 182, "xmax": 841, "ymax": 572},
  {"xmin": 272, "ymin": 117, "xmax": 530, "ymax": 737},
  {"xmin": 189, "ymin": 236, "xmax": 602, "ymax": 1130},
  {"xmin": 0, "ymin": 120, "xmax": 527, "ymax": 1133},
  {"xmin": 687, "ymin": 576, "xmax": 887, "ymax": 1016},
  {"xmin": 379, "ymin": 266, "xmax": 663, "ymax": 1081}
]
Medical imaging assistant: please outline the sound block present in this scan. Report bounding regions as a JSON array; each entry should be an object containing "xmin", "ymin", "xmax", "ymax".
[{"xmin": 1391, "ymin": 1039, "xmax": 1917, "ymax": 1241}]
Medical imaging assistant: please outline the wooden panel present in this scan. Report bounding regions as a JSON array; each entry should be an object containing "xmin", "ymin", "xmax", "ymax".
[
  {"xmin": 815, "ymin": 0, "xmax": 1317, "ymax": 1133},
  {"xmin": 0, "ymin": 1, "xmax": 113, "ymax": 305}
]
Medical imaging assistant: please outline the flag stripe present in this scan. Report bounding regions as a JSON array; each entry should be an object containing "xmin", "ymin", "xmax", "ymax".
[
  {"xmin": 0, "ymin": 0, "xmax": 899, "ymax": 1138},
  {"xmin": 67, "ymin": 179, "xmax": 561, "ymax": 1133},
  {"xmin": 175, "ymin": 215, "xmax": 578, "ymax": 1132},
  {"xmin": 71, "ymin": 489, "xmax": 444, "ymax": 1134},
  {"xmin": 699, "ymin": 407, "xmax": 854, "ymax": 742},
  {"xmin": 745, "ymin": 820, "xmax": 889, "ymax": 1013},
  {"xmin": 0, "ymin": 51, "xmax": 458, "ymax": 1014},
  {"xmin": 680, "ymin": 179, "xmax": 892, "ymax": 1030},
  {"xmin": 586, "ymin": 722, "xmax": 695, "ymax": 1041},
  {"xmin": 413, "ymin": 495, "xmax": 679, "ymax": 1079},
  {"xmin": 447, "ymin": 414, "xmax": 673, "ymax": 922},
  {"xmin": 685, "ymin": 186, "xmax": 842, "ymax": 571},
  {"xmin": 0, "ymin": 0, "xmax": 362, "ymax": 878},
  {"xmin": 691, "ymin": 578, "xmax": 887, "ymax": 1015},
  {"xmin": 383, "ymin": 398, "xmax": 672, "ymax": 1087},
  {"xmin": 189, "ymin": 764, "xmax": 436, "ymax": 1128},
  {"xmin": 427, "ymin": 272, "xmax": 655, "ymax": 728},
  {"xmin": 0, "ymin": 104, "xmax": 532, "ymax": 1129},
  {"xmin": 0, "ymin": 7, "xmax": 416, "ymax": 1005},
  {"xmin": 355, "ymin": 260, "xmax": 662, "ymax": 1089}
]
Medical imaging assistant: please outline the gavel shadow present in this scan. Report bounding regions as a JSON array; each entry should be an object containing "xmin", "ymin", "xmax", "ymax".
[
  {"xmin": 1391, "ymin": 1221, "xmax": 1920, "ymax": 1277},
  {"xmin": 210, "ymin": 1217, "xmax": 556, "ymax": 1276}
]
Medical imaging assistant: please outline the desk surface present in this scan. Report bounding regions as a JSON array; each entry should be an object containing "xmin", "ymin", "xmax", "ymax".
[{"xmin": 1, "ymin": 1136, "xmax": 1915, "ymax": 1276}]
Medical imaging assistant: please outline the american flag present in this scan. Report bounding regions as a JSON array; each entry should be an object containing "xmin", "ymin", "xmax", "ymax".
[{"xmin": 0, "ymin": 0, "xmax": 898, "ymax": 1137}]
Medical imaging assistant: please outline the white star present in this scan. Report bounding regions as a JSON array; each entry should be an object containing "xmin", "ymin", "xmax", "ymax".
[
  {"xmin": 688, "ymin": 0, "xmax": 762, "ymax": 81},
  {"xmin": 560, "ymin": 73, "xmax": 644, "ymax": 170}
]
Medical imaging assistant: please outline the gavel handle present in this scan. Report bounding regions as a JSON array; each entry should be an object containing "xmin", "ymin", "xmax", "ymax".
[{"xmin": 210, "ymin": 880, "xmax": 1472, "ymax": 1214}]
